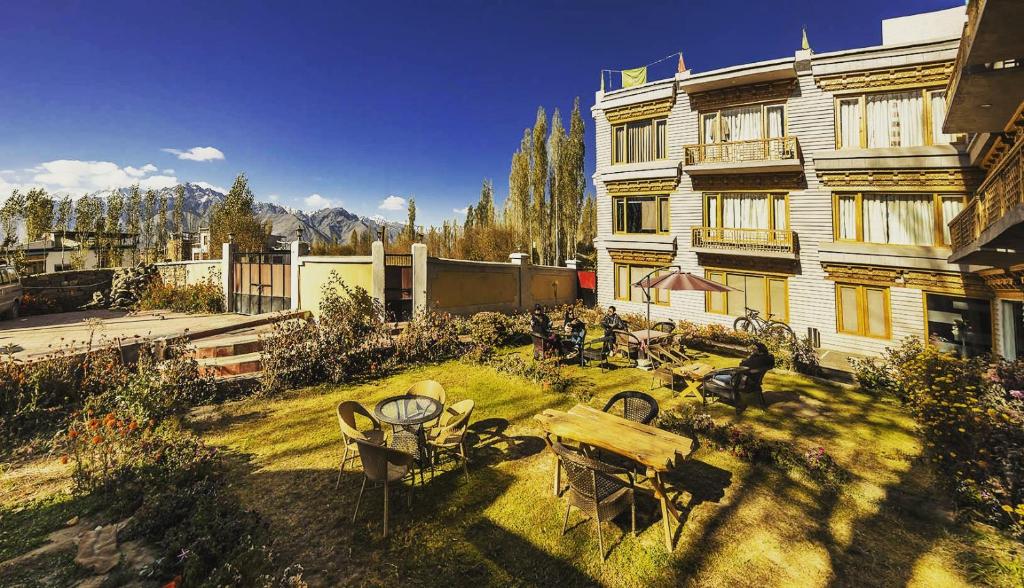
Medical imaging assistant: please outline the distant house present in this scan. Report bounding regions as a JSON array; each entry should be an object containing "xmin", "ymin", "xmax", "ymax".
[
  {"xmin": 16, "ymin": 230, "xmax": 139, "ymax": 274},
  {"xmin": 190, "ymin": 227, "xmax": 290, "ymax": 260}
]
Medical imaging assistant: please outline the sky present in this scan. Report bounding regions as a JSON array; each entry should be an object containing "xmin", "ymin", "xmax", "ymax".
[{"xmin": 0, "ymin": 0, "xmax": 961, "ymax": 226}]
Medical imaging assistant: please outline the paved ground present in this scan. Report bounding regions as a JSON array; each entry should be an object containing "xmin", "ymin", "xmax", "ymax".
[{"xmin": 0, "ymin": 310, "xmax": 261, "ymax": 361}]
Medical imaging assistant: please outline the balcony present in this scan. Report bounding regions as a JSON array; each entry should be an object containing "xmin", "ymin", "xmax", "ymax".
[
  {"xmin": 691, "ymin": 226, "xmax": 798, "ymax": 259},
  {"xmin": 948, "ymin": 136, "xmax": 1024, "ymax": 265},
  {"xmin": 944, "ymin": 0, "xmax": 1024, "ymax": 133},
  {"xmin": 682, "ymin": 136, "xmax": 802, "ymax": 174}
]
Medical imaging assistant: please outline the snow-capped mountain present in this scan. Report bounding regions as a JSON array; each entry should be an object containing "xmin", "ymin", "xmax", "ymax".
[{"xmin": 88, "ymin": 183, "xmax": 403, "ymax": 243}]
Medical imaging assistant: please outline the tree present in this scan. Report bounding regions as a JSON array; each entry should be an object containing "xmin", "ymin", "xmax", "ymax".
[
  {"xmin": 1, "ymin": 190, "xmax": 25, "ymax": 254},
  {"xmin": 476, "ymin": 179, "xmax": 495, "ymax": 227},
  {"xmin": 104, "ymin": 189, "xmax": 125, "ymax": 267},
  {"xmin": 173, "ymin": 184, "xmax": 185, "ymax": 235},
  {"xmin": 23, "ymin": 188, "xmax": 54, "ymax": 243},
  {"xmin": 565, "ymin": 98, "xmax": 587, "ymax": 258},
  {"xmin": 126, "ymin": 185, "xmax": 142, "ymax": 263},
  {"xmin": 142, "ymin": 189, "xmax": 157, "ymax": 255},
  {"xmin": 55, "ymin": 195, "xmax": 73, "ymax": 268},
  {"xmin": 547, "ymin": 109, "xmax": 567, "ymax": 264},
  {"xmin": 72, "ymin": 194, "xmax": 103, "ymax": 266},
  {"xmin": 209, "ymin": 173, "xmax": 266, "ymax": 255},
  {"xmin": 404, "ymin": 197, "xmax": 417, "ymax": 242},
  {"xmin": 530, "ymin": 107, "xmax": 548, "ymax": 264},
  {"xmin": 507, "ymin": 130, "xmax": 531, "ymax": 248},
  {"xmin": 157, "ymin": 190, "xmax": 168, "ymax": 256}
]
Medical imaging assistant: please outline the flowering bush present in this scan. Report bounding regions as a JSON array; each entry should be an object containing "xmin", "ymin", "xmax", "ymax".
[
  {"xmin": 674, "ymin": 320, "xmax": 755, "ymax": 348},
  {"xmin": 136, "ymin": 278, "xmax": 224, "ymax": 314},
  {"xmin": 392, "ymin": 311, "xmax": 465, "ymax": 365},
  {"xmin": 661, "ymin": 407, "xmax": 849, "ymax": 489},
  {"xmin": 475, "ymin": 352, "xmax": 574, "ymax": 394},
  {"xmin": 856, "ymin": 339, "xmax": 1024, "ymax": 537}
]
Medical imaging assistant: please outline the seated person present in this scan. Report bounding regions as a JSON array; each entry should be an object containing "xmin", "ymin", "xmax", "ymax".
[
  {"xmin": 562, "ymin": 308, "xmax": 586, "ymax": 353},
  {"xmin": 530, "ymin": 304, "xmax": 560, "ymax": 356},
  {"xmin": 710, "ymin": 341, "xmax": 775, "ymax": 386},
  {"xmin": 600, "ymin": 306, "xmax": 626, "ymax": 351}
]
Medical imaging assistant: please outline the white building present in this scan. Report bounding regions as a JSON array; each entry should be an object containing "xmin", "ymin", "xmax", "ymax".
[{"xmin": 591, "ymin": 5, "xmax": 1023, "ymax": 359}]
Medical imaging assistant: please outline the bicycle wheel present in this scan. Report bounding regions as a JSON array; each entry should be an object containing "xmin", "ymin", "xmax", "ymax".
[
  {"xmin": 766, "ymin": 322, "xmax": 796, "ymax": 343},
  {"xmin": 733, "ymin": 316, "xmax": 755, "ymax": 334}
]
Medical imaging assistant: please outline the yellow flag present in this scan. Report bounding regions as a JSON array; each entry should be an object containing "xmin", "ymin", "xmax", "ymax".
[{"xmin": 622, "ymin": 67, "xmax": 647, "ymax": 88}]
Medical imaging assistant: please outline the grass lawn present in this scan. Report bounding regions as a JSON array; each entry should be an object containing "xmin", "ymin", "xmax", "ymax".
[
  {"xmin": 3, "ymin": 344, "xmax": 1020, "ymax": 586},
  {"xmin": 187, "ymin": 346, "xmax": 1020, "ymax": 587}
]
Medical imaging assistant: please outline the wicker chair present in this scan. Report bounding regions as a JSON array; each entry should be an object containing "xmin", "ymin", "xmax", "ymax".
[
  {"xmin": 336, "ymin": 401, "xmax": 385, "ymax": 489},
  {"xmin": 601, "ymin": 391, "xmax": 659, "ymax": 425},
  {"xmin": 351, "ymin": 438, "xmax": 416, "ymax": 538},
  {"xmin": 651, "ymin": 321, "xmax": 675, "ymax": 334},
  {"xmin": 406, "ymin": 379, "xmax": 447, "ymax": 428},
  {"xmin": 610, "ymin": 330, "xmax": 642, "ymax": 367},
  {"xmin": 550, "ymin": 440, "xmax": 636, "ymax": 560},
  {"xmin": 701, "ymin": 364, "xmax": 773, "ymax": 409},
  {"xmin": 427, "ymin": 399, "xmax": 475, "ymax": 481}
]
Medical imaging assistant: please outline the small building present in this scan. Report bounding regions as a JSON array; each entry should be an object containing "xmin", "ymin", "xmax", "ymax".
[{"xmin": 16, "ymin": 230, "xmax": 139, "ymax": 274}]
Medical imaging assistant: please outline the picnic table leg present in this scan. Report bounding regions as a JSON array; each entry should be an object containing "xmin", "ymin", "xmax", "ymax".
[
  {"xmin": 650, "ymin": 470, "xmax": 680, "ymax": 550},
  {"xmin": 553, "ymin": 453, "xmax": 561, "ymax": 496}
]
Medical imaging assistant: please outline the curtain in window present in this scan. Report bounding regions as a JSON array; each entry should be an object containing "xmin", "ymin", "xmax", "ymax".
[
  {"xmin": 772, "ymin": 197, "xmax": 787, "ymax": 230},
  {"xmin": 863, "ymin": 194, "xmax": 935, "ymax": 245},
  {"xmin": 721, "ymin": 193, "xmax": 769, "ymax": 229},
  {"xmin": 626, "ymin": 121, "xmax": 652, "ymax": 162},
  {"xmin": 839, "ymin": 100, "xmax": 861, "ymax": 148},
  {"xmin": 867, "ymin": 91, "xmax": 923, "ymax": 148},
  {"xmin": 630, "ymin": 266, "xmax": 649, "ymax": 302},
  {"xmin": 766, "ymin": 106, "xmax": 784, "ymax": 138},
  {"xmin": 614, "ymin": 127, "xmax": 624, "ymax": 162},
  {"xmin": 941, "ymin": 196, "xmax": 964, "ymax": 244},
  {"xmin": 721, "ymin": 105, "xmax": 762, "ymax": 142},
  {"xmin": 930, "ymin": 91, "xmax": 952, "ymax": 145},
  {"xmin": 659, "ymin": 198, "xmax": 670, "ymax": 232},
  {"xmin": 616, "ymin": 265, "xmax": 629, "ymax": 299},
  {"xmin": 706, "ymin": 195, "xmax": 719, "ymax": 227},
  {"xmin": 837, "ymin": 196, "xmax": 856, "ymax": 239},
  {"xmin": 702, "ymin": 114, "xmax": 717, "ymax": 143},
  {"xmin": 655, "ymin": 120, "xmax": 667, "ymax": 159}
]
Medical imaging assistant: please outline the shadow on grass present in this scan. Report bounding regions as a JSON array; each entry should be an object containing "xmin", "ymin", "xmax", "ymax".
[{"xmin": 467, "ymin": 418, "xmax": 545, "ymax": 465}]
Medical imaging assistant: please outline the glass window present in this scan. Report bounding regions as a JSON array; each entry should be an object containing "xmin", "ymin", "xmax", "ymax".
[
  {"xmin": 655, "ymin": 119, "xmax": 667, "ymax": 159},
  {"xmin": 1001, "ymin": 300, "xmax": 1024, "ymax": 360},
  {"xmin": 613, "ymin": 196, "xmax": 669, "ymax": 234},
  {"xmin": 838, "ymin": 98, "xmax": 861, "ymax": 149},
  {"xmin": 704, "ymin": 193, "xmax": 787, "ymax": 230},
  {"xmin": 707, "ymin": 271, "xmax": 726, "ymax": 313},
  {"xmin": 940, "ymin": 195, "xmax": 965, "ymax": 245},
  {"xmin": 706, "ymin": 270, "xmax": 788, "ymax": 321},
  {"xmin": 866, "ymin": 90, "xmax": 924, "ymax": 148},
  {"xmin": 929, "ymin": 90, "xmax": 953, "ymax": 145},
  {"xmin": 612, "ymin": 118, "xmax": 666, "ymax": 164},
  {"xmin": 615, "ymin": 264, "xmax": 629, "ymax": 300},
  {"xmin": 926, "ymin": 294, "xmax": 992, "ymax": 357},
  {"xmin": 836, "ymin": 284, "xmax": 890, "ymax": 338},
  {"xmin": 659, "ymin": 197, "xmax": 671, "ymax": 233},
  {"xmin": 613, "ymin": 126, "xmax": 625, "ymax": 163},
  {"xmin": 614, "ymin": 263, "xmax": 670, "ymax": 305},
  {"xmin": 862, "ymin": 194, "xmax": 935, "ymax": 245}
]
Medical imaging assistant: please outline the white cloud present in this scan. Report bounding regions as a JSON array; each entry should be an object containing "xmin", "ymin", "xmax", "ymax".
[
  {"xmin": 378, "ymin": 195, "xmax": 406, "ymax": 211},
  {"xmin": 161, "ymin": 146, "xmax": 225, "ymax": 162},
  {"xmin": 23, "ymin": 159, "xmax": 179, "ymax": 194},
  {"xmin": 162, "ymin": 168, "xmax": 175, "ymax": 175},
  {"xmin": 0, "ymin": 170, "xmax": 15, "ymax": 175},
  {"xmin": 304, "ymin": 193, "xmax": 333, "ymax": 209},
  {"xmin": 192, "ymin": 181, "xmax": 227, "ymax": 194},
  {"xmin": 453, "ymin": 207, "xmax": 468, "ymax": 215},
  {"xmin": 267, "ymin": 194, "xmax": 280, "ymax": 202}
]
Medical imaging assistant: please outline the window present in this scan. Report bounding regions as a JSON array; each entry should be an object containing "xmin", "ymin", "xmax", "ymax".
[
  {"xmin": 925, "ymin": 293, "xmax": 992, "ymax": 357},
  {"xmin": 614, "ymin": 263, "xmax": 671, "ymax": 305},
  {"xmin": 836, "ymin": 88, "xmax": 963, "ymax": 148},
  {"xmin": 833, "ymin": 193, "xmax": 966, "ymax": 246},
  {"xmin": 704, "ymin": 193, "xmax": 788, "ymax": 230},
  {"xmin": 836, "ymin": 284, "xmax": 890, "ymax": 338},
  {"xmin": 700, "ymin": 103, "xmax": 786, "ymax": 144},
  {"xmin": 705, "ymin": 270, "xmax": 788, "ymax": 321},
  {"xmin": 611, "ymin": 117, "xmax": 667, "ymax": 164},
  {"xmin": 1001, "ymin": 301, "xmax": 1024, "ymax": 360},
  {"xmin": 613, "ymin": 195, "xmax": 670, "ymax": 234}
]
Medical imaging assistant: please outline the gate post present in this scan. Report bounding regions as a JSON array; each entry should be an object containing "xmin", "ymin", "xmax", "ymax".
[
  {"xmin": 290, "ymin": 240, "xmax": 302, "ymax": 311},
  {"xmin": 371, "ymin": 240, "xmax": 385, "ymax": 307},
  {"xmin": 411, "ymin": 243, "xmax": 427, "ymax": 316},
  {"xmin": 509, "ymin": 252, "xmax": 530, "ymax": 312},
  {"xmin": 222, "ymin": 241, "xmax": 235, "ymax": 313}
]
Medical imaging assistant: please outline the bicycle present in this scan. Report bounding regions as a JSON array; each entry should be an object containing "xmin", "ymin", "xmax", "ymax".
[{"xmin": 733, "ymin": 307, "xmax": 796, "ymax": 343}]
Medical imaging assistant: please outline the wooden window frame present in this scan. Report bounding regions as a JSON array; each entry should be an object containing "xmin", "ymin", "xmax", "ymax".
[
  {"xmin": 611, "ymin": 117, "xmax": 668, "ymax": 165},
  {"xmin": 921, "ymin": 292, "xmax": 995, "ymax": 351},
  {"xmin": 703, "ymin": 192, "xmax": 789, "ymax": 230},
  {"xmin": 833, "ymin": 87, "xmax": 964, "ymax": 149},
  {"xmin": 831, "ymin": 192, "xmax": 967, "ymax": 246},
  {"xmin": 698, "ymin": 101, "xmax": 788, "ymax": 144},
  {"xmin": 613, "ymin": 262, "xmax": 671, "ymax": 305},
  {"xmin": 835, "ymin": 283, "xmax": 892, "ymax": 339},
  {"xmin": 612, "ymin": 195, "xmax": 671, "ymax": 235},
  {"xmin": 703, "ymin": 269, "xmax": 789, "ymax": 322}
]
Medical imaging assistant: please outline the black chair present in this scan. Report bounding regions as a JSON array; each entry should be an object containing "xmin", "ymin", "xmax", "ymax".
[
  {"xmin": 531, "ymin": 332, "xmax": 557, "ymax": 361},
  {"xmin": 550, "ymin": 440, "xmax": 636, "ymax": 560},
  {"xmin": 580, "ymin": 335, "xmax": 610, "ymax": 368},
  {"xmin": 700, "ymin": 365, "xmax": 772, "ymax": 409},
  {"xmin": 602, "ymin": 391, "xmax": 659, "ymax": 425}
]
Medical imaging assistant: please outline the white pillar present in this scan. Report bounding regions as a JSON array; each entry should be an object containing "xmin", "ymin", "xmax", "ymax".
[
  {"xmin": 221, "ymin": 242, "xmax": 235, "ymax": 313},
  {"xmin": 412, "ymin": 243, "xmax": 427, "ymax": 316},
  {"xmin": 371, "ymin": 240, "xmax": 385, "ymax": 307},
  {"xmin": 289, "ymin": 240, "xmax": 303, "ymax": 311}
]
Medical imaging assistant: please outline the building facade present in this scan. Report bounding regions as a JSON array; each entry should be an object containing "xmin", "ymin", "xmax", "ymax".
[{"xmin": 591, "ymin": 5, "xmax": 1023, "ymax": 359}]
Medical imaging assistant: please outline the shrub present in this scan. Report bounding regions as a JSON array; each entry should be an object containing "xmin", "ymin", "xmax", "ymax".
[
  {"xmin": 392, "ymin": 311, "xmax": 465, "ymax": 365},
  {"xmin": 474, "ymin": 352, "xmax": 574, "ymax": 394},
  {"xmin": 462, "ymin": 311, "xmax": 529, "ymax": 359},
  {"xmin": 850, "ymin": 336, "xmax": 925, "ymax": 399},
  {"xmin": 136, "ymin": 279, "xmax": 225, "ymax": 314},
  {"xmin": 674, "ymin": 320, "xmax": 754, "ymax": 348}
]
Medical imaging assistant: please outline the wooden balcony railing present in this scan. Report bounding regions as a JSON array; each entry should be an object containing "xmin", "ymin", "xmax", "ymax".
[
  {"xmin": 691, "ymin": 226, "xmax": 796, "ymax": 254},
  {"xmin": 949, "ymin": 134, "xmax": 1024, "ymax": 252},
  {"xmin": 683, "ymin": 136, "xmax": 798, "ymax": 166}
]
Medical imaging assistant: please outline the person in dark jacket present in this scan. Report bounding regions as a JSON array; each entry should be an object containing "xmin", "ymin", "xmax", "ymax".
[
  {"xmin": 531, "ymin": 304, "xmax": 552, "ymax": 335},
  {"xmin": 710, "ymin": 341, "xmax": 775, "ymax": 386},
  {"xmin": 600, "ymin": 306, "xmax": 626, "ymax": 352},
  {"xmin": 562, "ymin": 308, "xmax": 586, "ymax": 354}
]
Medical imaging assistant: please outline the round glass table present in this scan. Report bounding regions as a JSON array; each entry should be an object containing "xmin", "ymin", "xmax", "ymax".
[{"xmin": 374, "ymin": 394, "xmax": 443, "ymax": 477}]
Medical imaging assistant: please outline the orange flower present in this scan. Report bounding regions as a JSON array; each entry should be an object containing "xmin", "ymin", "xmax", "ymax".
[
  {"xmin": 60, "ymin": 455, "xmax": 69, "ymax": 464},
  {"xmin": 91, "ymin": 435, "xmax": 103, "ymax": 445},
  {"xmin": 68, "ymin": 429, "xmax": 79, "ymax": 440},
  {"xmin": 87, "ymin": 419, "xmax": 99, "ymax": 430},
  {"xmin": 128, "ymin": 421, "xmax": 138, "ymax": 431}
]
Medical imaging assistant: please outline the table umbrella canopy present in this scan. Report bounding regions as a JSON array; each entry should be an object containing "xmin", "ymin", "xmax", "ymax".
[{"xmin": 634, "ymin": 270, "xmax": 733, "ymax": 292}]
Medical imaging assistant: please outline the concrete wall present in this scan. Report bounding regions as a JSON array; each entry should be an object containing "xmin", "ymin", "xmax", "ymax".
[
  {"xmin": 294, "ymin": 256, "xmax": 374, "ymax": 316},
  {"xmin": 157, "ymin": 260, "xmax": 221, "ymax": 288},
  {"xmin": 20, "ymin": 269, "xmax": 115, "ymax": 311},
  {"xmin": 422, "ymin": 254, "xmax": 578, "ymax": 315}
]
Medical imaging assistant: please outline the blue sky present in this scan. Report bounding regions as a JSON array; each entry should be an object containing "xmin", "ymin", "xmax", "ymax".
[{"xmin": 0, "ymin": 0, "xmax": 960, "ymax": 226}]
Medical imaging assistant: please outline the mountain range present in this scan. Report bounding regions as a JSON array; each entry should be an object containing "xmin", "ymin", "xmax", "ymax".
[{"xmin": 92, "ymin": 183, "xmax": 404, "ymax": 244}]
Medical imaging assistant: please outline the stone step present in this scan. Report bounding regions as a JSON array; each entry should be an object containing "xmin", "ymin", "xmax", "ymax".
[
  {"xmin": 192, "ymin": 316, "xmax": 310, "ymax": 359},
  {"xmin": 197, "ymin": 350, "xmax": 262, "ymax": 377}
]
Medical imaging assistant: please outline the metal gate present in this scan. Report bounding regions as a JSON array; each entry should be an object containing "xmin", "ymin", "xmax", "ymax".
[
  {"xmin": 232, "ymin": 252, "xmax": 291, "ymax": 315},
  {"xmin": 384, "ymin": 253, "xmax": 413, "ymax": 321}
]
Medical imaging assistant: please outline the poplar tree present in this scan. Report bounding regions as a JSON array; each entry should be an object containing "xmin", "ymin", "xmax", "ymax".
[
  {"xmin": 23, "ymin": 188, "xmax": 54, "ymax": 242},
  {"xmin": 209, "ymin": 173, "xmax": 266, "ymax": 255},
  {"xmin": 173, "ymin": 184, "xmax": 185, "ymax": 235},
  {"xmin": 530, "ymin": 107, "xmax": 548, "ymax": 264},
  {"xmin": 404, "ymin": 197, "xmax": 417, "ymax": 241},
  {"xmin": 143, "ymin": 189, "xmax": 157, "ymax": 254},
  {"xmin": 565, "ymin": 98, "xmax": 587, "ymax": 258},
  {"xmin": 547, "ymin": 109, "xmax": 566, "ymax": 264},
  {"xmin": 508, "ymin": 130, "xmax": 531, "ymax": 247},
  {"xmin": 126, "ymin": 185, "xmax": 142, "ymax": 262},
  {"xmin": 158, "ymin": 191, "xmax": 168, "ymax": 255},
  {"xmin": 476, "ymin": 179, "xmax": 495, "ymax": 227},
  {"xmin": 55, "ymin": 195, "xmax": 73, "ymax": 267},
  {"xmin": 0, "ymin": 190, "xmax": 24, "ymax": 254},
  {"xmin": 104, "ymin": 189, "xmax": 125, "ymax": 266}
]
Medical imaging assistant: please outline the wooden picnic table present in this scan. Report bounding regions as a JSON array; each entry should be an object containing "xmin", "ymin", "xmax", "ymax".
[
  {"xmin": 535, "ymin": 404, "xmax": 694, "ymax": 549},
  {"xmin": 631, "ymin": 329, "xmax": 673, "ymax": 345}
]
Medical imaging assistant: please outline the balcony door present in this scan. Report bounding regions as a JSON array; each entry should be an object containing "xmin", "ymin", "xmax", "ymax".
[{"xmin": 706, "ymin": 193, "xmax": 787, "ymax": 231}]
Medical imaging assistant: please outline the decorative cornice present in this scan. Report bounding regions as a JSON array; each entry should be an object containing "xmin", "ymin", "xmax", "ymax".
[
  {"xmin": 821, "ymin": 262, "xmax": 991, "ymax": 297},
  {"xmin": 814, "ymin": 61, "xmax": 953, "ymax": 93},
  {"xmin": 977, "ymin": 266, "xmax": 1024, "ymax": 300},
  {"xmin": 696, "ymin": 254, "xmax": 799, "ymax": 275},
  {"xmin": 817, "ymin": 168, "xmax": 983, "ymax": 192},
  {"xmin": 605, "ymin": 97, "xmax": 674, "ymax": 125},
  {"xmin": 687, "ymin": 79, "xmax": 795, "ymax": 112},
  {"xmin": 690, "ymin": 172, "xmax": 806, "ymax": 192},
  {"xmin": 605, "ymin": 177, "xmax": 679, "ymax": 196},
  {"xmin": 608, "ymin": 249, "xmax": 674, "ymax": 265}
]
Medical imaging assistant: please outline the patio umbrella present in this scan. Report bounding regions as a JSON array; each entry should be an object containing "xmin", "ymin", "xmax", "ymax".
[{"xmin": 633, "ymin": 268, "xmax": 734, "ymax": 327}]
